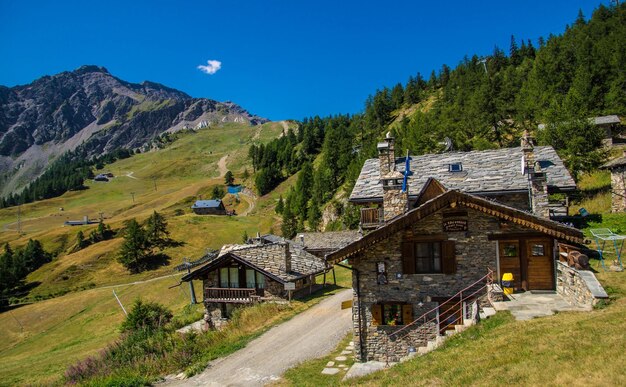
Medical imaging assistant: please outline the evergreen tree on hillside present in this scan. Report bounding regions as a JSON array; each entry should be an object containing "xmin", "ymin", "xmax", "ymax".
[
  {"xmin": 118, "ymin": 219, "xmax": 151, "ymax": 273},
  {"xmin": 145, "ymin": 211, "xmax": 170, "ymax": 250},
  {"xmin": 224, "ymin": 170, "xmax": 234, "ymax": 186}
]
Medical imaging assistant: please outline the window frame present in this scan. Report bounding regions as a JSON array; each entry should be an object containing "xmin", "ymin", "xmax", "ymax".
[
  {"xmin": 448, "ymin": 162, "xmax": 463, "ymax": 172},
  {"xmin": 414, "ymin": 241, "xmax": 442, "ymax": 274}
]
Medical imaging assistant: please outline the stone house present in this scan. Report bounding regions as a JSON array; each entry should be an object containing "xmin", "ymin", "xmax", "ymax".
[
  {"xmin": 182, "ymin": 241, "xmax": 327, "ymax": 328},
  {"xmin": 326, "ymin": 132, "xmax": 591, "ymax": 363},
  {"xmin": 327, "ymin": 185, "xmax": 585, "ymax": 362},
  {"xmin": 191, "ymin": 199, "xmax": 227, "ymax": 215}
]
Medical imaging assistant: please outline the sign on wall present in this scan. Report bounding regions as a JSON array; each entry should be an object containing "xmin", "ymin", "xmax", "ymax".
[
  {"xmin": 284, "ymin": 282, "xmax": 296, "ymax": 290},
  {"xmin": 443, "ymin": 219, "xmax": 468, "ymax": 232}
]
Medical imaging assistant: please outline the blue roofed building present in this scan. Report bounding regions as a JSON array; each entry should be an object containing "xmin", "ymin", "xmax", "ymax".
[{"xmin": 191, "ymin": 199, "xmax": 227, "ymax": 215}]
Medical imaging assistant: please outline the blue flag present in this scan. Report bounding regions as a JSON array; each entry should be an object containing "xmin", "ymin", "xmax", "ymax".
[{"xmin": 402, "ymin": 152, "xmax": 412, "ymax": 192}]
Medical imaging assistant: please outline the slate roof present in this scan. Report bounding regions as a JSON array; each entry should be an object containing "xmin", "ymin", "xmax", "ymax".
[
  {"xmin": 537, "ymin": 115, "xmax": 621, "ymax": 130},
  {"xmin": 191, "ymin": 199, "xmax": 223, "ymax": 209},
  {"xmin": 295, "ymin": 231, "xmax": 362, "ymax": 252},
  {"xmin": 350, "ymin": 146, "xmax": 576, "ymax": 202},
  {"xmin": 602, "ymin": 156, "xmax": 626, "ymax": 169},
  {"xmin": 183, "ymin": 242, "xmax": 327, "ymax": 283}
]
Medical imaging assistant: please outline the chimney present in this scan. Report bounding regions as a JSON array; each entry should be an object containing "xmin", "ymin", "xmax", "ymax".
[
  {"xmin": 298, "ymin": 234, "xmax": 305, "ymax": 247},
  {"xmin": 283, "ymin": 242, "xmax": 291, "ymax": 273},
  {"xmin": 377, "ymin": 132, "xmax": 396, "ymax": 176},
  {"xmin": 379, "ymin": 133, "xmax": 408, "ymax": 222},
  {"xmin": 521, "ymin": 130, "xmax": 550, "ymax": 218},
  {"xmin": 83, "ymin": 215, "xmax": 89, "ymax": 224}
]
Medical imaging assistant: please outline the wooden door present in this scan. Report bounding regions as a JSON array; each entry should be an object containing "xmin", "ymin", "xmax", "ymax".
[
  {"xmin": 525, "ymin": 239, "xmax": 555, "ymax": 290},
  {"xmin": 499, "ymin": 241, "xmax": 522, "ymax": 290}
]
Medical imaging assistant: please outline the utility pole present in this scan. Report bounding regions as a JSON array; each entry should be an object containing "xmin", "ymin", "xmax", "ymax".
[
  {"xmin": 130, "ymin": 192, "xmax": 135, "ymax": 204},
  {"xmin": 185, "ymin": 258, "xmax": 197, "ymax": 304}
]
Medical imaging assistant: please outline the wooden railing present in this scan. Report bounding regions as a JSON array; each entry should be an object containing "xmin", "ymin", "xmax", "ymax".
[
  {"xmin": 361, "ymin": 207, "xmax": 383, "ymax": 228},
  {"xmin": 204, "ymin": 288, "xmax": 259, "ymax": 303}
]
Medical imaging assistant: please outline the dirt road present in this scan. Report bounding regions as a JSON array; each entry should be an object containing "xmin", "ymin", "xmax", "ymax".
[{"xmin": 166, "ymin": 288, "xmax": 353, "ymax": 386}]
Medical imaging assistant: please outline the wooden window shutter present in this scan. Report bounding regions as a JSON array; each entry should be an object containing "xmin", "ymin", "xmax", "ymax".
[
  {"xmin": 442, "ymin": 240, "xmax": 457, "ymax": 274},
  {"xmin": 402, "ymin": 304, "xmax": 413, "ymax": 325},
  {"xmin": 371, "ymin": 304, "xmax": 382, "ymax": 326},
  {"xmin": 401, "ymin": 242, "xmax": 415, "ymax": 274}
]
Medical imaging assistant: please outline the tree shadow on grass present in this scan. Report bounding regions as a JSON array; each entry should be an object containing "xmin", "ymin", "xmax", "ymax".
[{"xmin": 144, "ymin": 253, "xmax": 171, "ymax": 271}]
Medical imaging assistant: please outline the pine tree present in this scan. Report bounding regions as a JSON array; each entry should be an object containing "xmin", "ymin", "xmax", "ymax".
[
  {"xmin": 144, "ymin": 211, "xmax": 170, "ymax": 250},
  {"xmin": 118, "ymin": 219, "xmax": 150, "ymax": 273},
  {"xmin": 224, "ymin": 170, "xmax": 234, "ymax": 186},
  {"xmin": 76, "ymin": 231, "xmax": 85, "ymax": 250},
  {"xmin": 281, "ymin": 196, "xmax": 298, "ymax": 239},
  {"xmin": 275, "ymin": 195, "xmax": 285, "ymax": 214}
]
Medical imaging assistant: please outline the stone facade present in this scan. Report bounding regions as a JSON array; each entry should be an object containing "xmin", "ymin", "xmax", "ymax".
[
  {"xmin": 201, "ymin": 266, "xmax": 316, "ymax": 328},
  {"xmin": 610, "ymin": 166, "xmax": 626, "ymax": 212},
  {"xmin": 383, "ymin": 185, "xmax": 408, "ymax": 222},
  {"xmin": 350, "ymin": 207, "xmax": 539, "ymax": 362},
  {"xmin": 556, "ymin": 262, "xmax": 608, "ymax": 307}
]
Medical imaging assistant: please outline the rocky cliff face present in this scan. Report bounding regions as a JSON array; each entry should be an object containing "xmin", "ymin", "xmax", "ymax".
[{"xmin": 0, "ymin": 65, "xmax": 267, "ymax": 196}]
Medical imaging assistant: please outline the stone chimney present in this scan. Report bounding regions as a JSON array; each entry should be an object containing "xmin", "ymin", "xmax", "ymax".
[
  {"xmin": 379, "ymin": 133, "xmax": 408, "ymax": 222},
  {"xmin": 283, "ymin": 242, "xmax": 292, "ymax": 273},
  {"xmin": 378, "ymin": 132, "xmax": 396, "ymax": 176},
  {"xmin": 522, "ymin": 129, "xmax": 550, "ymax": 218}
]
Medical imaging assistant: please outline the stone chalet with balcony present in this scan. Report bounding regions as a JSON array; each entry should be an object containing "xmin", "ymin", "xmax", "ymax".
[
  {"xmin": 183, "ymin": 238, "xmax": 327, "ymax": 329},
  {"xmin": 325, "ymin": 132, "xmax": 606, "ymax": 363}
]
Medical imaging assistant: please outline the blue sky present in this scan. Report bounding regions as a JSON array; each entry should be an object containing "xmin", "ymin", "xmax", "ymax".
[{"xmin": 0, "ymin": 0, "xmax": 604, "ymax": 121}]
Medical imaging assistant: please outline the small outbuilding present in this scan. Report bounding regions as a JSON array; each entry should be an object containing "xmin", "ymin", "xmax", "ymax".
[
  {"xmin": 191, "ymin": 199, "xmax": 227, "ymax": 215},
  {"xmin": 182, "ymin": 240, "xmax": 328, "ymax": 329}
]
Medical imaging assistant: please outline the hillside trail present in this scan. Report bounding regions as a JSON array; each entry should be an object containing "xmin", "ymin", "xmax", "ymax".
[
  {"xmin": 162, "ymin": 288, "xmax": 353, "ymax": 386},
  {"xmin": 218, "ymin": 155, "xmax": 229, "ymax": 177}
]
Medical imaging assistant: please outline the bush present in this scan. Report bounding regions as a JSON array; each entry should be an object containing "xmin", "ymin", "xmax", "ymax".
[{"xmin": 120, "ymin": 299, "xmax": 173, "ymax": 333}]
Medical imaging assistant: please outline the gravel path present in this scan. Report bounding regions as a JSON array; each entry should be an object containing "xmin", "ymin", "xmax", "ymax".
[{"xmin": 166, "ymin": 288, "xmax": 353, "ymax": 386}]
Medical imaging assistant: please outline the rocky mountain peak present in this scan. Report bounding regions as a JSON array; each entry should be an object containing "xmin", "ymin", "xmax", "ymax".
[{"xmin": 0, "ymin": 66, "xmax": 268, "ymax": 197}]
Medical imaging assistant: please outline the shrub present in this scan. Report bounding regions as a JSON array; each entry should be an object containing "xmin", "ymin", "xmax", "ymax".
[{"xmin": 120, "ymin": 299, "xmax": 173, "ymax": 333}]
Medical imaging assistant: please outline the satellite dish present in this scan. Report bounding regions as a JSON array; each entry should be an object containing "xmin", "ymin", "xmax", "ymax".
[{"xmin": 438, "ymin": 137, "xmax": 453, "ymax": 152}]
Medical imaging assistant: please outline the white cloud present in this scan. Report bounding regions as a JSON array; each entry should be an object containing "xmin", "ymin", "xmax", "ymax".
[{"xmin": 197, "ymin": 59, "xmax": 222, "ymax": 75}]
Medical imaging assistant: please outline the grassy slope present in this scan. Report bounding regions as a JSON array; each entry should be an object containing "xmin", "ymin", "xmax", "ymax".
[
  {"xmin": 278, "ymin": 261, "xmax": 626, "ymax": 387},
  {"xmin": 0, "ymin": 121, "xmax": 298, "ymax": 385}
]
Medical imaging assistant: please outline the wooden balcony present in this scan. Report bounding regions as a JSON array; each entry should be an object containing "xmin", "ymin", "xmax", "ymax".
[
  {"xmin": 204, "ymin": 288, "xmax": 260, "ymax": 304},
  {"xmin": 361, "ymin": 207, "xmax": 383, "ymax": 229}
]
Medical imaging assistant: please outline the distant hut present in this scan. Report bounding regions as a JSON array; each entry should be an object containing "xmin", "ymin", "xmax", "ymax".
[{"xmin": 191, "ymin": 199, "xmax": 227, "ymax": 215}]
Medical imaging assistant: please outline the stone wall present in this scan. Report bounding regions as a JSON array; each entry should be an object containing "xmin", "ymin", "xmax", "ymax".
[
  {"xmin": 610, "ymin": 167, "xmax": 626, "ymax": 213},
  {"xmin": 383, "ymin": 188, "xmax": 408, "ymax": 222},
  {"xmin": 556, "ymin": 262, "xmax": 608, "ymax": 308},
  {"xmin": 351, "ymin": 207, "xmax": 517, "ymax": 362}
]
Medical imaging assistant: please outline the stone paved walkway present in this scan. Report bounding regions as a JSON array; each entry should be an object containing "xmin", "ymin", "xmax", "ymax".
[
  {"xmin": 492, "ymin": 291, "xmax": 590, "ymax": 320},
  {"xmin": 321, "ymin": 341, "xmax": 354, "ymax": 376}
]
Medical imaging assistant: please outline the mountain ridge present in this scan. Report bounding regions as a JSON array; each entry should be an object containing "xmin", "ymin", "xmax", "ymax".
[{"xmin": 0, "ymin": 65, "xmax": 268, "ymax": 196}]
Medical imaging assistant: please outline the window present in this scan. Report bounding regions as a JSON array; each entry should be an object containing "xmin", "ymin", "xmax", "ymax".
[
  {"xmin": 371, "ymin": 303, "xmax": 413, "ymax": 326},
  {"xmin": 449, "ymin": 162, "xmax": 463, "ymax": 172},
  {"xmin": 219, "ymin": 267, "xmax": 240, "ymax": 287},
  {"xmin": 531, "ymin": 243, "xmax": 546, "ymax": 256},
  {"xmin": 402, "ymin": 240, "xmax": 456, "ymax": 274},
  {"xmin": 502, "ymin": 243, "xmax": 518, "ymax": 257},
  {"xmin": 416, "ymin": 242, "xmax": 441, "ymax": 273},
  {"xmin": 255, "ymin": 272, "xmax": 265, "ymax": 289},
  {"xmin": 246, "ymin": 269, "xmax": 256, "ymax": 288}
]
